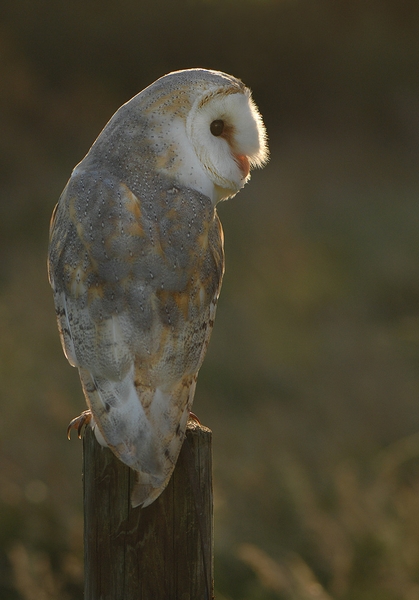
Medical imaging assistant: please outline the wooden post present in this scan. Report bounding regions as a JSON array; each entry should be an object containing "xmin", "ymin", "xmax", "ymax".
[{"xmin": 82, "ymin": 421, "xmax": 213, "ymax": 600}]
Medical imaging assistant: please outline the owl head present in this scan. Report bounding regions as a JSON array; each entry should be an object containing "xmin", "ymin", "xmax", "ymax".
[
  {"xmin": 89, "ymin": 69, "xmax": 268, "ymax": 204},
  {"xmin": 135, "ymin": 69, "xmax": 269, "ymax": 202}
]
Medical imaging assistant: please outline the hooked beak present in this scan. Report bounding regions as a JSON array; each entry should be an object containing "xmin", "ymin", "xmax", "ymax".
[{"xmin": 234, "ymin": 154, "xmax": 250, "ymax": 179}]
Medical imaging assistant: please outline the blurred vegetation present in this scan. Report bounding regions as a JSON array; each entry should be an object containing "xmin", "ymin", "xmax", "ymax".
[{"xmin": 1, "ymin": 0, "xmax": 419, "ymax": 598}]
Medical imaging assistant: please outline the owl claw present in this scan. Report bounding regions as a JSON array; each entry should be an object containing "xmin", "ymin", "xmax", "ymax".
[
  {"xmin": 67, "ymin": 410, "xmax": 92, "ymax": 440},
  {"xmin": 188, "ymin": 411, "xmax": 201, "ymax": 425}
]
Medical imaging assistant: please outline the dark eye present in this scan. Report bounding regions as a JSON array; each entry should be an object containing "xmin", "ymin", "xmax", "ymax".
[{"xmin": 210, "ymin": 119, "xmax": 224, "ymax": 137}]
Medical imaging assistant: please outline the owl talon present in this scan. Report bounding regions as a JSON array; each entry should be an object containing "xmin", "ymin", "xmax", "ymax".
[
  {"xmin": 188, "ymin": 411, "xmax": 201, "ymax": 425},
  {"xmin": 67, "ymin": 410, "xmax": 92, "ymax": 440}
]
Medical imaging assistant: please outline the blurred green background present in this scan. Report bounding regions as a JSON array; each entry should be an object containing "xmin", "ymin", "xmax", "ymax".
[{"xmin": 1, "ymin": 1, "xmax": 419, "ymax": 598}]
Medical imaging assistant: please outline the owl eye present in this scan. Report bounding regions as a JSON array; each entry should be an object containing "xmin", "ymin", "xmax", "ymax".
[{"xmin": 210, "ymin": 119, "xmax": 224, "ymax": 137}]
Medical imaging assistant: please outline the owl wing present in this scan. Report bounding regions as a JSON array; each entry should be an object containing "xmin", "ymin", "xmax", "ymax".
[{"xmin": 48, "ymin": 169, "xmax": 224, "ymax": 507}]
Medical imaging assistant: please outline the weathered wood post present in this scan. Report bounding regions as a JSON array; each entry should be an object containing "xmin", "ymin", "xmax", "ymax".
[{"xmin": 82, "ymin": 421, "xmax": 213, "ymax": 600}]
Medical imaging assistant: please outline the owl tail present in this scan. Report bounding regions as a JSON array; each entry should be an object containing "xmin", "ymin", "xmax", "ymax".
[
  {"xmin": 78, "ymin": 367, "xmax": 196, "ymax": 508},
  {"xmin": 131, "ymin": 471, "xmax": 172, "ymax": 508},
  {"xmin": 131, "ymin": 410, "xmax": 189, "ymax": 508},
  {"xmin": 131, "ymin": 401, "xmax": 191, "ymax": 508}
]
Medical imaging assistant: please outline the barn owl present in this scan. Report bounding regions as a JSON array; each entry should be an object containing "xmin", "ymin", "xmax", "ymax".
[{"xmin": 48, "ymin": 68, "xmax": 268, "ymax": 508}]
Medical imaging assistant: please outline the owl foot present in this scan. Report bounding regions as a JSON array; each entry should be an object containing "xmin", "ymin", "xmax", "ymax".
[
  {"xmin": 67, "ymin": 410, "xmax": 92, "ymax": 440},
  {"xmin": 188, "ymin": 411, "xmax": 201, "ymax": 425}
]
